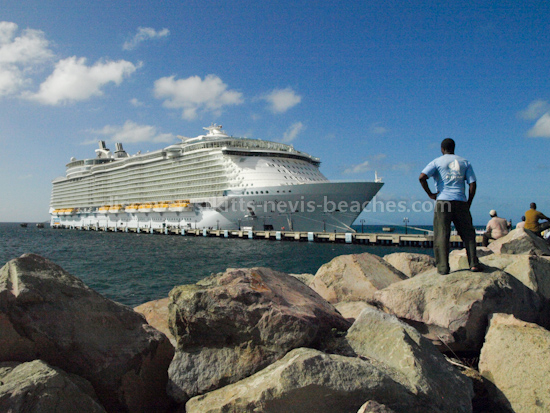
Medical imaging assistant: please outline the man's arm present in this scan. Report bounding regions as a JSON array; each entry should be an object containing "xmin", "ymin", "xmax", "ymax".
[
  {"xmin": 419, "ymin": 173, "xmax": 437, "ymax": 200},
  {"xmin": 467, "ymin": 181, "xmax": 476, "ymax": 208}
]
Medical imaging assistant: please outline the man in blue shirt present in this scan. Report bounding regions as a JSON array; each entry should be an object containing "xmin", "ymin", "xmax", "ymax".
[{"xmin": 419, "ymin": 138, "xmax": 480, "ymax": 274}]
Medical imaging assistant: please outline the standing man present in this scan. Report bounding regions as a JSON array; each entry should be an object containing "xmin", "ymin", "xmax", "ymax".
[
  {"xmin": 419, "ymin": 138, "xmax": 480, "ymax": 274},
  {"xmin": 482, "ymin": 210, "xmax": 509, "ymax": 246},
  {"xmin": 524, "ymin": 203, "xmax": 550, "ymax": 235}
]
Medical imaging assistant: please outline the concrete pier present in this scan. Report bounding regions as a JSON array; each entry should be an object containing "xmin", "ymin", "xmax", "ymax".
[{"xmin": 54, "ymin": 225, "xmax": 483, "ymax": 247}]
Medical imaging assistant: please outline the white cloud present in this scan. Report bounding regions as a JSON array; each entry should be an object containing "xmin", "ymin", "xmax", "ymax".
[
  {"xmin": 0, "ymin": 21, "xmax": 53, "ymax": 97},
  {"xmin": 154, "ymin": 74, "xmax": 243, "ymax": 120},
  {"xmin": 527, "ymin": 113, "xmax": 550, "ymax": 138},
  {"xmin": 123, "ymin": 27, "xmax": 170, "ymax": 51},
  {"xmin": 130, "ymin": 97, "xmax": 143, "ymax": 107},
  {"xmin": 25, "ymin": 56, "xmax": 137, "ymax": 105},
  {"xmin": 344, "ymin": 160, "xmax": 371, "ymax": 174},
  {"xmin": 92, "ymin": 120, "xmax": 175, "ymax": 144},
  {"xmin": 264, "ymin": 87, "xmax": 301, "ymax": 113},
  {"xmin": 343, "ymin": 154, "xmax": 413, "ymax": 175},
  {"xmin": 519, "ymin": 100, "xmax": 550, "ymax": 120},
  {"xmin": 371, "ymin": 124, "xmax": 388, "ymax": 134},
  {"xmin": 281, "ymin": 122, "xmax": 304, "ymax": 143}
]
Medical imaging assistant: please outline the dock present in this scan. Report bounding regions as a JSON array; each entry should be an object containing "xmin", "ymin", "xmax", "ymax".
[{"xmin": 55, "ymin": 225, "xmax": 483, "ymax": 247}]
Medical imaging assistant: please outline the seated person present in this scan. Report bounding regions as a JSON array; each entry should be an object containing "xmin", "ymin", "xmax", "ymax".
[
  {"xmin": 516, "ymin": 216, "xmax": 526, "ymax": 229},
  {"xmin": 524, "ymin": 203, "xmax": 550, "ymax": 236},
  {"xmin": 482, "ymin": 210, "xmax": 509, "ymax": 246}
]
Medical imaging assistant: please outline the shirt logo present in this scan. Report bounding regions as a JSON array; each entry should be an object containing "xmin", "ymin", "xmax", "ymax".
[{"xmin": 445, "ymin": 160, "xmax": 464, "ymax": 181}]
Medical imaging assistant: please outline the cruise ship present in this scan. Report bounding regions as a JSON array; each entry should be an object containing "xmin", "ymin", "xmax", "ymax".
[{"xmin": 50, "ymin": 125, "xmax": 383, "ymax": 232}]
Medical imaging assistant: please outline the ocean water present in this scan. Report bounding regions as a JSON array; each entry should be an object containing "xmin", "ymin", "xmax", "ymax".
[{"xmin": 1, "ymin": 223, "xmax": 433, "ymax": 307}]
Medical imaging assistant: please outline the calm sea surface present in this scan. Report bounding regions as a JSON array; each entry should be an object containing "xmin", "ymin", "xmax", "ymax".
[{"xmin": 1, "ymin": 223, "xmax": 434, "ymax": 307}]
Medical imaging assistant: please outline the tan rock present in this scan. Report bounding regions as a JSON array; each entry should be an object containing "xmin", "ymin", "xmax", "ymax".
[
  {"xmin": 449, "ymin": 247, "xmax": 493, "ymax": 272},
  {"xmin": 335, "ymin": 301, "xmax": 376, "ymax": 321},
  {"xmin": 357, "ymin": 401, "xmax": 396, "ymax": 413},
  {"xmin": 0, "ymin": 254, "xmax": 174, "ymax": 412},
  {"xmin": 289, "ymin": 272, "xmax": 315, "ymax": 286},
  {"xmin": 479, "ymin": 313, "xmax": 550, "ymax": 412},
  {"xmin": 488, "ymin": 227, "xmax": 550, "ymax": 255},
  {"xmin": 0, "ymin": 360, "xmax": 106, "ymax": 412},
  {"xmin": 383, "ymin": 252, "xmax": 435, "ymax": 277},
  {"xmin": 372, "ymin": 268, "xmax": 542, "ymax": 352},
  {"xmin": 450, "ymin": 252, "xmax": 550, "ymax": 300},
  {"xmin": 310, "ymin": 252, "xmax": 407, "ymax": 304},
  {"xmin": 134, "ymin": 297, "xmax": 176, "ymax": 347}
]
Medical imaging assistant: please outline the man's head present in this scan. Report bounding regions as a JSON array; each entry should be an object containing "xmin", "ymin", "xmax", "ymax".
[
  {"xmin": 530, "ymin": 202, "xmax": 537, "ymax": 210},
  {"xmin": 522, "ymin": 215, "xmax": 526, "ymax": 221},
  {"xmin": 441, "ymin": 138, "xmax": 455, "ymax": 154},
  {"xmin": 490, "ymin": 210, "xmax": 497, "ymax": 217}
]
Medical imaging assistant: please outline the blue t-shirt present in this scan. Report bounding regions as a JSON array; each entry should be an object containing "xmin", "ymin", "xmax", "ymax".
[{"xmin": 421, "ymin": 154, "xmax": 476, "ymax": 202}]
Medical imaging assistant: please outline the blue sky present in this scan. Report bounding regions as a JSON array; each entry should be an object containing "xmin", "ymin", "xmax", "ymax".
[{"xmin": 1, "ymin": 0, "xmax": 549, "ymax": 226}]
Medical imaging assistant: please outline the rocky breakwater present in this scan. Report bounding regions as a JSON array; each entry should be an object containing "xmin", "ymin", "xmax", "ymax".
[
  {"xmin": 180, "ymin": 268, "xmax": 473, "ymax": 412},
  {"xmin": 0, "ymin": 253, "xmax": 175, "ymax": 412}
]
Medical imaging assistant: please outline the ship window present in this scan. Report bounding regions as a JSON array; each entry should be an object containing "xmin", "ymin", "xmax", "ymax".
[
  {"xmin": 260, "ymin": 191, "xmax": 263, "ymax": 194},
  {"xmin": 266, "ymin": 191, "xmax": 269, "ymax": 194}
]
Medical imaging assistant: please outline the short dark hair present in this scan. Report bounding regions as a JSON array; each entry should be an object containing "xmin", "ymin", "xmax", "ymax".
[
  {"xmin": 531, "ymin": 202, "xmax": 537, "ymax": 209},
  {"xmin": 441, "ymin": 138, "xmax": 455, "ymax": 152}
]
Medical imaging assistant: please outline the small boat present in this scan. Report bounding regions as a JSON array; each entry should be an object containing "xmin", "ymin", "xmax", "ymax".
[
  {"xmin": 138, "ymin": 203, "xmax": 153, "ymax": 213},
  {"xmin": 36, "ymin": 223, "xmax": 45, "ymax": 228},
  {"xmin": 98, "ymin": 205, "xmax": 110, "ymax": 214},
  {"xmin": 125, "ymin": 204, "xmax": 140, "ymax": 213},
  {"xmin": 20, "ymin": 223, "xmax": 28, "ymax": 227},
  {"xmin": 382, "ymin": 227, "xmax": 395, "ymax": 232},
  {"xmin": 109, "ymin": 204, "xmax": 124, "ymax": 213},
  {"xmin": 153, "ymin": 202, "xmax": 169, "ymax": 212}
]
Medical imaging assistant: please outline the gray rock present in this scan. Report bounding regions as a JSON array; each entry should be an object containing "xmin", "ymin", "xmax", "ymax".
[
  {"xmin": 383, "ymin": 253, "xmax": 435, "ymax": 277},
  {"xmin": 347, "ymin": 307, "xmax": 473, "ymax": 412},
  {"xmin": 185, "ymin": 348, "xmax": 422, "ymax": 413},
  {"xmin": 310, "ymin": 252, "xmax": 407, "ymax": 304},
  {"xmin": 372, "ymin": 268, "xmax": 542, "ymax": 352},
  {"xmin": 488, "ymin": 227, "xmax": 550, "ymax": 256},
  {"xmin": 479, "ymin": 313, "xmax": 550, "ymax": 412},
  {"xmin": 167, "ymin": 267, "xmax": 350, "ymax": 403},
  {"xmin": 0, "ymin": 254, "xmax": 175, "ymax": 412},
  {"xmin": 0, "ymin": 360, "xmax": 106, "ymax": 412}
]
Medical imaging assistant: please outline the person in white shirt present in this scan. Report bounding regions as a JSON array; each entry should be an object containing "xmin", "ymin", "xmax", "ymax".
[{"xmin": 482, "ymin": 210, "xmax": 509, "ymax": 246}]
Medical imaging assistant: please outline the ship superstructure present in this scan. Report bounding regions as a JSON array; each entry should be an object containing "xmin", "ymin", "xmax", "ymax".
[{"xmin": 50, "ymin": 125, "xmax": 383, "ymax": 232}]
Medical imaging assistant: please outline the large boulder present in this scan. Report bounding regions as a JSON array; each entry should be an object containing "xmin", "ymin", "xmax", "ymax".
[
  {"xmin": 346, "ymin": 307, "xmax": 473, "ymax": 412},
  {"xmin": 449, "ymin": 247, "xmax": 493, "ymax": 272},
  {"xmin": 487, "ymin": 227, "xmax": 550, "ymax": 255},
  {"xmin": 479, "ymin": 313, "xmax": 550, "ymax": 412},
  {"xmin": 167, "ymin": 267, "xmax": 351, "ymax": 403},
  {"xmin": 0, "ymin": 360, "xmax": 106, "ymax": 412},
  {"xmin": 383, "ymin": 253, "xmax": 435, "ymax": 277},
  {"xmin": 134, "ymin": 297, "xmax": 176, "ymax": 346},
  {"xmin": 335, "ymin": 300, "xmax": 376, "ymax": 321},
  {"xmin": 310, "ymin": 252, "xmax": 407, "ymax": 304},
  {"xmin": 451, "ymin": 253, "xmax": 550, "ymax": 301},
  {"xmin": 0, "ymin": 254, "xmax": 175, "ymax": 412},
  {"xmin": 371, "ymin": 268, "xmax": 542, "ymax": 352},
  {"xmin": 185, "ymin": 348, "xmax": 422, "ymax": 413}
]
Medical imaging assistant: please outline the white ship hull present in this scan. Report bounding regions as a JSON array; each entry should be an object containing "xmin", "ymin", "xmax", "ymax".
[{"xmin": 52, "ymin": 182, "xmax": 382, "ymax": 232}]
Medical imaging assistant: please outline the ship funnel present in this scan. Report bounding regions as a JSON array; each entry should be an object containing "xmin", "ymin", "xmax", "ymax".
[
  {"xmin": 114, "ymin": 142, "xmax": 128, "ymax": 158},
  {"xmin": 98, "ymin": 140, "xmax": 107, "ymax": 150}
]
